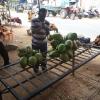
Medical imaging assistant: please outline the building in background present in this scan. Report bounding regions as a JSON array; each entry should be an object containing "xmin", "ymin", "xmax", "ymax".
[
  {"xmin": 6, "ymin": 0, "xmax": 100, "ymax": 11},
  {"xmin": 27, "ymin": 0, "xmax": 34, "ymax": 3},
  {"xmin": 78, "ymin": 0, "xmax": 100, "ymax": 10}
]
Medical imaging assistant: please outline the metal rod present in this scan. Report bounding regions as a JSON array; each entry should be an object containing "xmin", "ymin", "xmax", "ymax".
[
  {"xmin": 72, "ymin": 49, "xmax": 75, "ymax": 76},
  {"xmin": 2, "ymin": 69, "xmax": 31, "ymax": 94}
]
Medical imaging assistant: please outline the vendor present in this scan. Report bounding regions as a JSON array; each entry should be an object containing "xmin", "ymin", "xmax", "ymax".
[
  {"xmin": 0, "ymin": 20, "xmax": 10, "ymax": 66},
  {"xmin": 31, "ymin": 8, "xmax": 50, "ymax": 73},
  {"xmin": 28, "ymin": 10, "xmax": 33, "ymax": 21}
]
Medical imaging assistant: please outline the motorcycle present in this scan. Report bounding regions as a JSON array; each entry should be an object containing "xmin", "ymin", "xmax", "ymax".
[
  {"xmin": 87, "ymin": 9, "xmax": 95, "ymax": 18},
  {"xmin": 94, "ymin": 9, "xmax": 100, "ymax": 18},
  {"xmin": 70, "ymin": 8, "xmax": 83, "ymax": 20},
  {"xmin": 82, "ymin": 10, "xmax": 89, "ymax": 18}
]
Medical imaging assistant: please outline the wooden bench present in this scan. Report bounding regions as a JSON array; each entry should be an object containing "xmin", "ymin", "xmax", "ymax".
[{"xmin": 0, "ymin": 46, "xmax": 100, "ymax": 100}]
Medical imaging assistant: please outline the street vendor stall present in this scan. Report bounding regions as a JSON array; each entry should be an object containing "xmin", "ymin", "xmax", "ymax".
[
  {"xmin": 0, "ymin": 0, "xmax": 18, "ymax": 51},
  {"xmin": 0, "ymin": 32, "xmax": 100, "ymax": 100}
]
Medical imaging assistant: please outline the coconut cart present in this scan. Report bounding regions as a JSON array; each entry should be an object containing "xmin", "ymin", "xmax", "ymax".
[{"xmin": 0, "ymin": 33, "xmax": 100, "ymax": 100}]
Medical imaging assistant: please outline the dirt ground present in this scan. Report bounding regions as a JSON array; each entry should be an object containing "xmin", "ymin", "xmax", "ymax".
[{"xmin": 0, "ymin": 25, "xmax": 100, "ymax": 100}]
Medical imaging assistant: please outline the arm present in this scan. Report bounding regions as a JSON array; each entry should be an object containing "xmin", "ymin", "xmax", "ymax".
[{"xmin": 43, "ymin": 20, "xmax": 50, "ymax": 35}]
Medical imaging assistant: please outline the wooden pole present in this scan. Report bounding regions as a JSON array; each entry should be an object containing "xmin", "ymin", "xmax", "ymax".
[
  {"xmin": 0, "ymin": 91, "xmax": 2, "ymax": 100},
  {"xmin": 37, "ymin": 0, "xmax": 40, "ymax": 10},
  {"xmin": 72, "ymin": 41, "xmax": 75, "ymax": 76},
  {"xmin": 6, "ymin": 0, "xmax": 12, "ymax": 31},
  {"xmin": 72, "ymin": 49, "xmax": 75, "ymax": 76}
]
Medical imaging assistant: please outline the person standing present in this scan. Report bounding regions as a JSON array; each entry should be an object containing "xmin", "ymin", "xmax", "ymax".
[
  {"xmin": 31, "ymin": 8, "xmax": 50, "ymax": 73},
  {"xmin": 0, "ymin": 41, "xmax": 10, "ymax": 66},
  {"xmin": 28, "ymin": 10, "xmax": 33, "ymax": 21},
  {"xmin": 0, "ymin": 19, "xmax": 10, "ymax": 66}
]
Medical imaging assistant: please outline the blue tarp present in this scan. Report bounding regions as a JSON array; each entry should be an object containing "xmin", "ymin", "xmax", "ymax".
[{"xmin": 19, "ymin": 0, "xmax": 26, "ymax": 3}]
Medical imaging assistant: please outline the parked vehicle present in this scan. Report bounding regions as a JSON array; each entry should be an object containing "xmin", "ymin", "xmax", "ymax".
[
  {"xmin": 82, "ymin": 10, "xmax": 89, "ymax": 18},
  {"xmin": 40, "ymin": 0, "xmax": 79, "ymax": 18},
  {"xmin": 15, "ymin": 3, "xmax": 33, "ymax": 12},
  {"xmin": 94, "ymin": 9, "xmax": 100, "ymax": 18},
  {"xmin": 82, "ymin": 8, "xmax": 100, "ymax": 18},
  {"xmin": 68, "ymin": 7, "xmax": 83, "ymax": 20},
  {"xmin": 15, "ymin": 4, "xmax": 24, "ymax": 12},
  {"xmin": 87, "ymin": 9, "xmax": 96, "ymax": 18}
]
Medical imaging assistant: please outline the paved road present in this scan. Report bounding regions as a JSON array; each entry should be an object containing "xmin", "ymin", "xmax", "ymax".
[
  {"xmin": 10, "ymin": 11, "xmax": 100, "ymax": 41},
  {"xmin": 47, "ymin": 17, "xmax": 100, "ymax": 41}
]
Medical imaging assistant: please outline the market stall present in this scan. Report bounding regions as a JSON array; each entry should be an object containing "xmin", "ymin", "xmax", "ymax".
[{"xmin": 0, "ymin": 32, "xmax": 100, "ymax": 100}]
